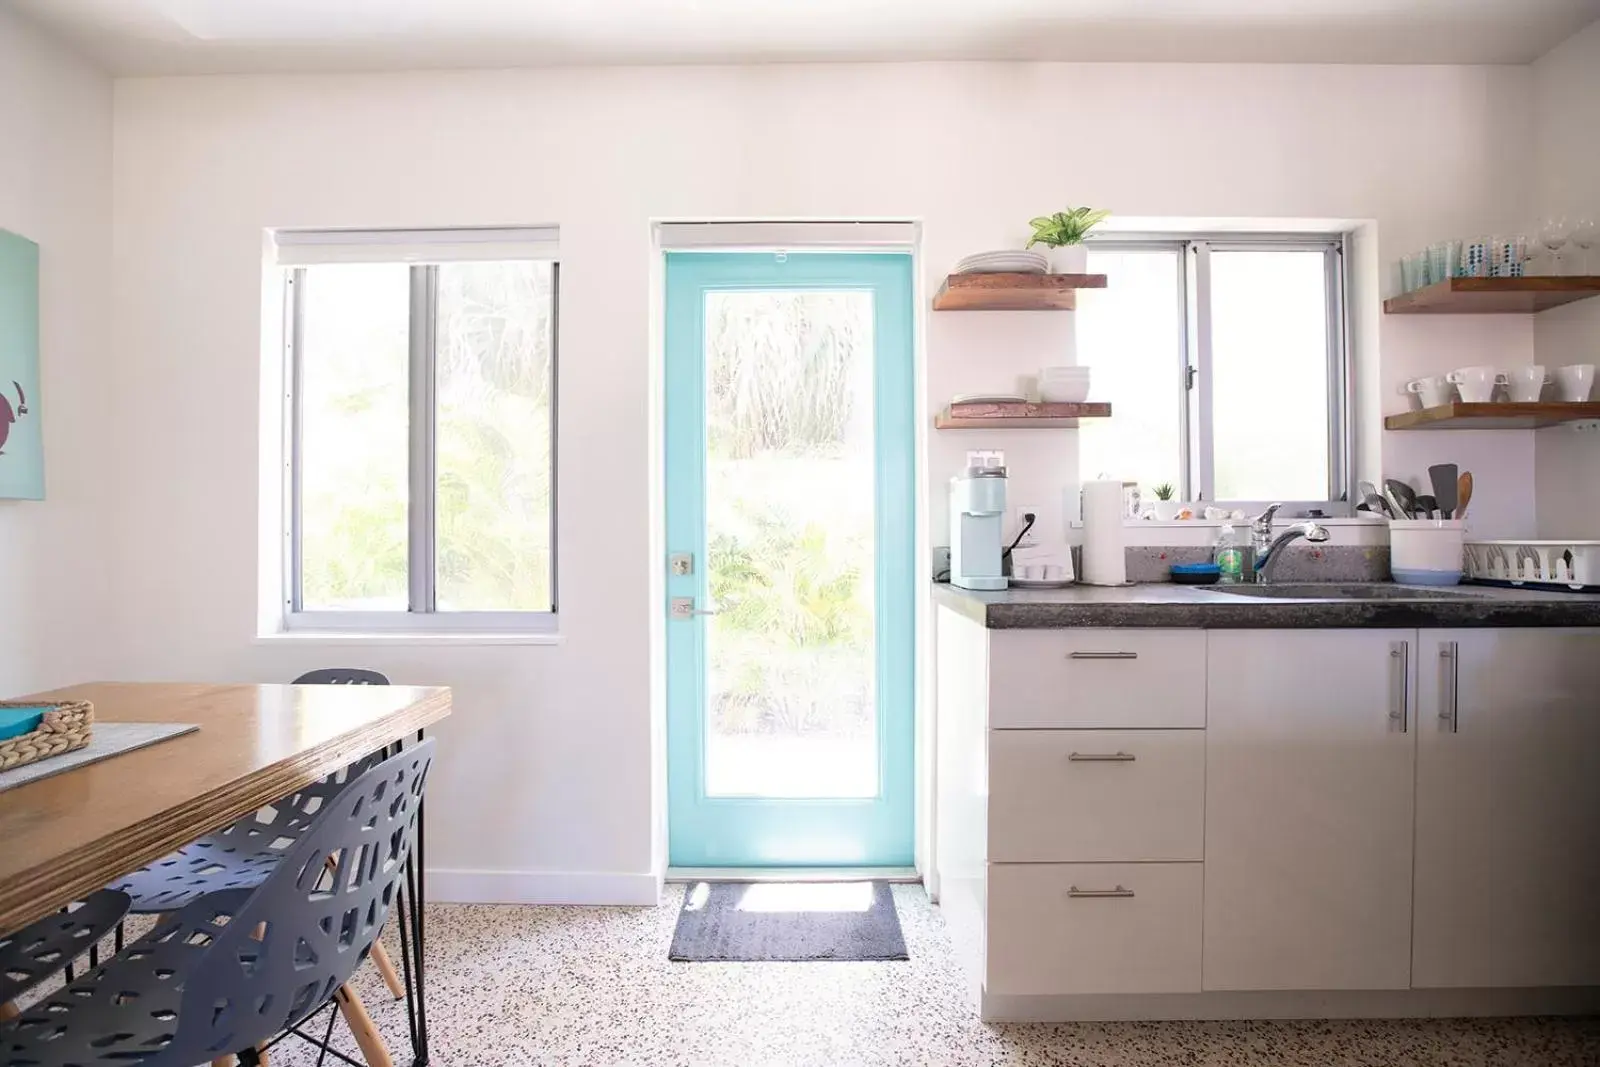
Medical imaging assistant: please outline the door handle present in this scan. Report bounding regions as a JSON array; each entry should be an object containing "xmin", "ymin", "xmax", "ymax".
[
  {"xmin": 1068, "ymin": 651, "xmax": 1138, "ymax": 660},
  {"xmin": 670, "ymin": 597, "xmax": 718, "ymax": 620},
  {"xmin": 1388, "ymin": 640, "xmax": 1409, "ymax": 732},
  {"xmin": 1438, "ymin": 642, "xmax": 1459, "ymax": 732},
  {"xmin": 1067, "ymin": 885, "xmax": 1135, "ymax": 899},
  {"xmin": 1068, "ymin": 752, "xmax": 1136, "ymax": 762}
]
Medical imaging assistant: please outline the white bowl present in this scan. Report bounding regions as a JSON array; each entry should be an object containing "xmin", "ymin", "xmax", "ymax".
[{"xmin": 1039, "ymin": 380, "xmax": 1091, "ymax": 403}]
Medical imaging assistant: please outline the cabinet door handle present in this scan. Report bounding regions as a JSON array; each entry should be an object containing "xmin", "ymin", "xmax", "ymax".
[
  {"xmin": 1068, "ymin": 751, "xmax": 1136, "ymax": 762},
  {"xmin": 1388, "ymin": 640, "xmax": 1409, "ymax": 733},
  {"xmin": 1068, "ymin": 651, "xmax": 1138, "ymax": 660},
  {"xmin": 1067, "ymin": 885, "xmax": 1135, "ymax": 899},
  {"xmin": 1438, "ymin": 642, "xmax": 1459, "ymax": 733}
]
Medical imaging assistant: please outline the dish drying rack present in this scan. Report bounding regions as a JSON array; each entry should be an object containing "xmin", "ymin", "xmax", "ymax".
[{"xmin": 1463, "ymin": 540, "xmax": 1599, "ymax": 592}]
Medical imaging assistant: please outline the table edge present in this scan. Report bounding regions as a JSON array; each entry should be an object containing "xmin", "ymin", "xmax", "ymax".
[{"xmin": 0, "ymin": 688, "xmax": 451, "ymax": 933}]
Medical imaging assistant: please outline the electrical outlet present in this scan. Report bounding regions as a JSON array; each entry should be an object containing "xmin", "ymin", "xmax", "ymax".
[
  {"xmin": 1567, "ymin": 419, "xmax": 1600, "ymax": 433},
  {"xmin": 1012, "ymin": 505, "xmax": 1042, "ymax": 548}
]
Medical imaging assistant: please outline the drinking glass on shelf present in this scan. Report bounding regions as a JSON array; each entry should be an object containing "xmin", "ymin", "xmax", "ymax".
[
  {"xmin": 1540, "ymin": 216, "xmax": 1571, "ymax": 275},
  {"xmin": 1463, "ymin": 236, "xmax": 1491, "ymax": 278},
  {"xmin": 1427, "ymin": 242, "xmax": 1457, "ymax": 283},
  {"xmin": 1400, "ymin": 252, "xmax": 1425, "ymax": 292},
  {"xmin": 1492, "ymin": 235, "xmax": 1528, "ymax": 277},
  {"xmin": 1571, "ymin": 217, "xmax": 1597, "ymax": 274}
]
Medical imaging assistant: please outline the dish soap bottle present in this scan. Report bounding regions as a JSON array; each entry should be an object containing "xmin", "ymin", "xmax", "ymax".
[{"xmin": 1214, "ymin": 523, "xmax": 1246, "ymax": 584}]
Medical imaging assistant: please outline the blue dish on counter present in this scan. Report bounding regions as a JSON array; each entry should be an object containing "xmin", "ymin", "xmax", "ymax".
[{"xmin": 1171, "ymin": 562, "xmax": 1222, "ymax": 585}]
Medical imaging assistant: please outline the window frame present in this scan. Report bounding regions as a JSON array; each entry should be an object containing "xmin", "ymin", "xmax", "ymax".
[
  {"xmin": 1086, "ymin": 232, "xmax": 1351, "ymax": 513},
  {"xmin": 281, "ymin": 254, "xmax": 559, "ymax": 634}
]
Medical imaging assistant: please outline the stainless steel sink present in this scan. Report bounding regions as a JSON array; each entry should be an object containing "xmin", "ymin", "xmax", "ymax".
[{"xmin": 1211, "ymin": 583, "xmax": 1490, "ymax": 601}]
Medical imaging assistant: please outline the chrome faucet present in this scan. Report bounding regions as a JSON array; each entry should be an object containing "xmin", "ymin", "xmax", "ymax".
[{"xmin": 1251, "ymin": 503, "xmax": 1331, "ymax": 584}]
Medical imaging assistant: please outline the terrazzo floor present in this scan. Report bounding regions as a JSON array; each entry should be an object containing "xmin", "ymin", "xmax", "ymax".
[{"xmin": 251, "ymin": 884, "xmax": 1600, "ymax": 1067}]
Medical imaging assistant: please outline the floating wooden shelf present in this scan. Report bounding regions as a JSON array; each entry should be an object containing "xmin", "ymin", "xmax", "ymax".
[
  {"xmin": 1383, "ymin": 277, "xmax": 1600, "ymax": 314},
  {"xmin": 1385, "ymin": 401, "xmax": 1600, "ymax": 430},
  {"xmin": 935, "ymin": 401, "xmax": 1112, "ymax": 429},
  {"xmin": 933, "ymin": 272, "xmax": 1108, "ymax": 311}
]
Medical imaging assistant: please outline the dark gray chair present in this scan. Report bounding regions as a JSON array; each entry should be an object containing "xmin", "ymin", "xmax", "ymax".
[
  {"xmin": 109, "ymin": 763, "xmax": 380, "ymax": 912},
  {"xmin": 0, "ymin": 739, "xmax": 434, "ymax": 1067},
  {"xmin": 107, "ymin": 668, "xmax": 407, "ymax": 1001},
  {"xmin": 292, "ymin": 668, "xmax": 390, "ymax": 686},
  {"xmin": 0, "ymin": 891, "xmax": 130, "ymax": 1015}
]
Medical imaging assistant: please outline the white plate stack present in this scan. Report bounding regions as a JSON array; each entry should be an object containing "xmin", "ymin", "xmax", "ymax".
[{"xmin": 953, "ymin": 250, "xmax": 1049, "ymax": 274}]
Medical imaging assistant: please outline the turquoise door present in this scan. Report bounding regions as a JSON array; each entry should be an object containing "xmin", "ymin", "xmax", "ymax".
[{"xmin": 665, "ymin": 252, "xmax": 915, "ymax": 867}]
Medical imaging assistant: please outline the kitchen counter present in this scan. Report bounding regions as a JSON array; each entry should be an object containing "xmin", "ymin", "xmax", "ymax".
[{"xmin": 933, "ymin": 581, "xmax": 1600, "ymax": 629}]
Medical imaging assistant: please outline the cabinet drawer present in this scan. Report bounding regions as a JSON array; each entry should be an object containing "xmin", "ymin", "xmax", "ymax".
[
  {"xmin": 989, "ymin": 629, "xmax": 1206, "ymax": 729},
  {"xmin": 989, "ymin": 730, "xmax": 1204, "ymax": 862},
  {"xmin": 986, "ymin": 862, "xmax": 1203, "ymax": 995}
]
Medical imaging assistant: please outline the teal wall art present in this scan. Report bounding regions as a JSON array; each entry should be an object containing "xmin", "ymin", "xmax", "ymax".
[{"xmin": 0, "ymin": 229, "xmax": 42, "ymax": 500}]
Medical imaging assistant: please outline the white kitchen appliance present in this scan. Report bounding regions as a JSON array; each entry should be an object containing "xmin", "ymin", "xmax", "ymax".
[{"xmin": 949, "ymin": 451, "xmax": 1008, "ymax": 591}]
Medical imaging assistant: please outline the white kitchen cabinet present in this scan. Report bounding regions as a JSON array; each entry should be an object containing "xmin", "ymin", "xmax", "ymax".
[
  {"xmin": 989, "ymin": 729, "xmax": 1204, "ymax": 862},
  {"xmin": 1412, "ymin": 628, "xmax": 1600, "ymax": 988},
  {"xmin": 1203, "ymin": 629, "xmax": 1417, "ymax": 991},
  {"xmin": 936, "ymin": 599, "xmax": 1600, "ymax": 1020},
  {"xmin": 986, "ymin": 862, "xmax": 1203, "ymax": 995},
  {"xmin": 988, "ymin": 629, "xmax": 1206, "ymax": 729}
]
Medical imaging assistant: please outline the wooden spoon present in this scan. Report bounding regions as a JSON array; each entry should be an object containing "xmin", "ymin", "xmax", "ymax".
[{"xmin": 1456, "ymin": 471, "xmax": 1473, "ymax": 519}]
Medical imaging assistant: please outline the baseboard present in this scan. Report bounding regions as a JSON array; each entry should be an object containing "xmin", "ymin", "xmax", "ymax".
[
  {"xmin": 666, "ymin": 866, "xmax": 921, "ymax": 883},
  {"xmin": 981, "ymin": 986, "xmax": 1600, "ymax": 1023},
  {"xmin": 426, "ymin": 868, "xmax": 661, "ymax": 906}
]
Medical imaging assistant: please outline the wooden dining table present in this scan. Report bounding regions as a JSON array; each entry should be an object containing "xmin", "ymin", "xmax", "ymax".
[{"xmin": 0, "ymin": 680, "xmax": 451, "ymax": 1065}]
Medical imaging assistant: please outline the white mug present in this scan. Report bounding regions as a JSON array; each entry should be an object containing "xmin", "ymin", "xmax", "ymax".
[
  {"xmin": 1447, "ymin": 366, "xmax": 1509, "ymax": 403},
  {"xmin": 1506, "ymin": 365, "xmax": 1551, "ymax": 404},
  {"xmin": 1405, "ymin": 375, "xmax": 1455, "ymax": 408},
  {"xmin": 1554, "ymin": 363, "xmax": 1596, "ymax": 402}
]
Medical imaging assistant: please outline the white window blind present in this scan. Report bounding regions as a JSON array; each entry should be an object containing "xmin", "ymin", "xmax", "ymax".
[
  {"xmin": 273, "ymin": 226, "xmax": 560, "ymax": 266},
  {"xmin": 655, "ymin": 220, "xmax": 918, "ymax": 251}
]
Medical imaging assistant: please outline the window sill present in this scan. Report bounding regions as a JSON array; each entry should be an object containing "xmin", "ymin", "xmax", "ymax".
[{"xmin": 254, "ymin": 630, "xmax": 564, "ymax": 647}]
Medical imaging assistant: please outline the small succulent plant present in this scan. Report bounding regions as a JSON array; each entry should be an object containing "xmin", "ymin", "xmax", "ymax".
[
  {"xmin": 1026, "ymin": 208, "xmax": 1112, "ymax": 248},
  {"xmin": 1152, "ymin": 482, "xmax": 1177, "ymax": 501}
]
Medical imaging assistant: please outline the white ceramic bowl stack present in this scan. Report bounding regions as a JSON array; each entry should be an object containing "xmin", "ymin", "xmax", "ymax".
[{"xmin": 1038, "ymin": 365, "xmax": 1092, "ymax": 403}]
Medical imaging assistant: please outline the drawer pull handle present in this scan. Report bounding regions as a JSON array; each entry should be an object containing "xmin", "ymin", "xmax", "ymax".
[
  {"xmin": 1068, "ymin": 751, "xmax": 1136, "ymax": 762},
  {"xmin": 1068, "ymin": 651, "xmax": 1138, "ymax": 660},
  {"xmin": 1067, "ymin": 885, "xmax": 1135, "ymax": 899},
  {"xmin": 1438, "ymin": 642, "xmax": 1459, "ymax": 733}
]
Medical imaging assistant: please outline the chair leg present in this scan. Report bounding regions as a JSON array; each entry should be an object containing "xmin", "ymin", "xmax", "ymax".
[
  {"xmin": 334, "ymin": 983, "xmax": 394, "ymax": 1067},
  {"xmin": 369, "ymin": 939, "xmax": 406, "ymax": 1000}
]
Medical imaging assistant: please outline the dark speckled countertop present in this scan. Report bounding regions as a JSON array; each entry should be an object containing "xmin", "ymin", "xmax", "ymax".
[{"xmin": 933, "ymin": 581, "xmax": 1600, "ymax": 629}]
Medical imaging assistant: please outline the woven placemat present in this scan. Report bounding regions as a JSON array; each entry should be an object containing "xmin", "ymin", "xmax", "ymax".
[{"xmin": 0, "ymin": 722, "xmax": 198, "ymax": 793}]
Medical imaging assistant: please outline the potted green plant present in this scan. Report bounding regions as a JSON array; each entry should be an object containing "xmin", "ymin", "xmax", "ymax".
[
  {"xmin": 1151, "ymin": 482, "xmax": 1180, "ymax": 521},
  {"xmin": 1026, "ymin": 207, "xmax": 1111, "ymax": 274}
]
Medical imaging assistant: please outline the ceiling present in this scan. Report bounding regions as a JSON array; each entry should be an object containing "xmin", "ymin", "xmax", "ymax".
[{"xmin": 11, "ymin": 0, "xmax": 1600, "ymax": 74}]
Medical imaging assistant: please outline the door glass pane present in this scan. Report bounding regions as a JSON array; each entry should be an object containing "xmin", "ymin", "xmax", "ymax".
[
  {"xmin": 434, "ymin": 261, "xmax": 556, "ymax": 611},
  {"xmin": 703, "ymin": 289, "xmax": 877, "ymax": 798},
  {"xmin": 1077, "ymin": 249, "xmax": 1185, "ymax": 492},
  {"xmin": 298, "ymin": 264, "xmax": 410, "ymax": 610},
  {"xmin": 1211, "ymin": 250, "xmax": 1331, "ymax": 500}
]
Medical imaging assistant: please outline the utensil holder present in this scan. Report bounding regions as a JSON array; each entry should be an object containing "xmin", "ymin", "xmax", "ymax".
[{"xmin": 1389, "ymin": 520, "xmax": 1466, "ymax": 586}]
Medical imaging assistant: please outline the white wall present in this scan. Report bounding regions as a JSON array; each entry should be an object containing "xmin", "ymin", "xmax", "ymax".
[
  {"xmin": 108, "ymin": 60, "xmax": 1540, "ymax": 902},
  {"xmin": 1533, "ymin": 19, "xmax": 1600, "ymax": 538},
  {"xmin": 0, "ymin": 10, "xmax": 112, "ymax": 695}
]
